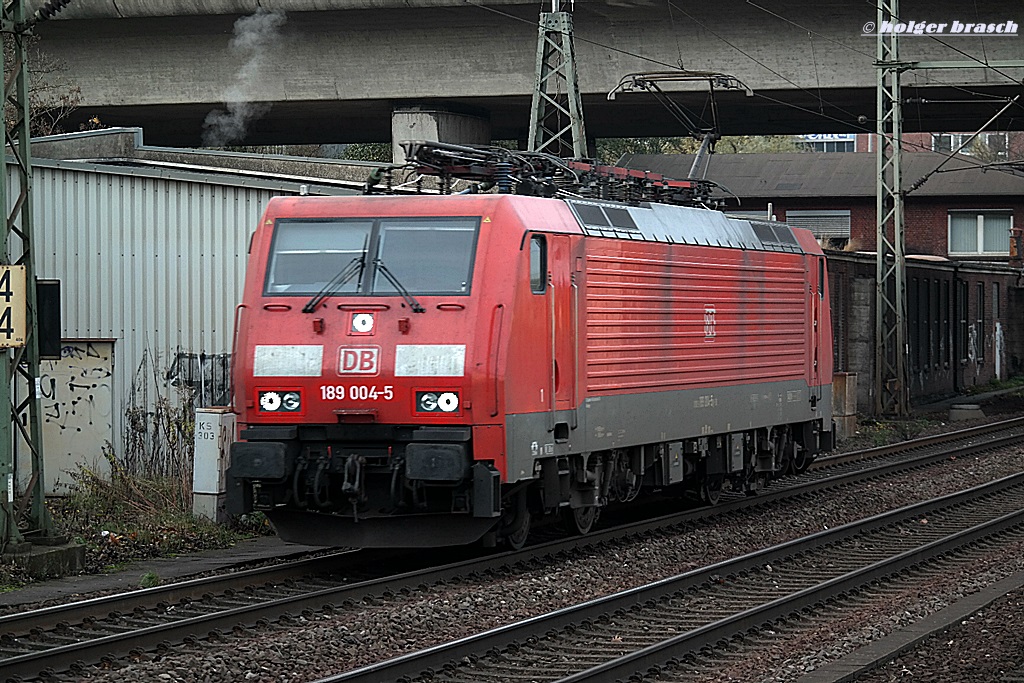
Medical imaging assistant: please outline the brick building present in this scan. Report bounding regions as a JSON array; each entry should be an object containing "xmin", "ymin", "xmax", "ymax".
[{"xmin": 799, "ymin": 132, "xmax": 1024, "ymax": 159}]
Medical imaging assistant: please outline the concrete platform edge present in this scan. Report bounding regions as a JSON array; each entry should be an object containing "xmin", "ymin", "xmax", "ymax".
[
  {"xmin": 2, "ymin": 542, "xmax": 85, "ymax": 580},
  {"xmin": 0, "ymin": 536, "xmax": 324, "ymax": 609}
]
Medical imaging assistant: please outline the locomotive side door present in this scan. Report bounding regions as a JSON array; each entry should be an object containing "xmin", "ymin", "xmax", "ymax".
[
  {"xmin": 811, "ymin": 256, "xmax": 824, "ymax": 403},
  {"xmin": 548, "ymin": 235, "xmax": 576, "ymax": 439}
]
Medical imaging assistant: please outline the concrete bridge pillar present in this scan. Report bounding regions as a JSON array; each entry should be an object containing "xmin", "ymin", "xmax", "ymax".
[{"xmin": 391, "ymin": 107, "xmax": 491, "ymax": 163}]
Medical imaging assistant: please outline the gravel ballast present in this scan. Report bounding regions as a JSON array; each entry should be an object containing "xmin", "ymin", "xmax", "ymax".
[{"xmin": 65, "ymin": 436, "xmax": 1024, "ymax": 683}]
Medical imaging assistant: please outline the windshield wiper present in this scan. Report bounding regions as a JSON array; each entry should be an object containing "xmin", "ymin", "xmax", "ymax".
[
  {"xmin": 302, "ymin": 256, "xmax": 365, "ymax": 313},
  {"xmin": 373, "ymin": 259, "xmax": 425, "ymax": 313}
]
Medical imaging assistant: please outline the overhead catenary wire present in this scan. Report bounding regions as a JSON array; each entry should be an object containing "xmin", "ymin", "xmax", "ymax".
[
  {"xmin": 665, "ymin": 0, "xmax": 868, "ymax": 123},
  {"xmin": 665, "ymin": 0, "xmax": 685, "ymax": 69},
  {"xmin": 908, "ymin": 94, "xmax": 1023, "ymax": 191},
  {"xmin": 746, "ymin": 0, "xmax": 1024, "ymax": 125},
  {"xmin": 745, "ymin": 1, "xmax": 877, "ymax": 60},
  {"xmin": 744, "ymin": 0, "xmax": 1024, "ymax": 128},
  {"xmin": 972, "ymin": 0, "xmax": 990, "ymax": 65},
  {"xmin": 862, "ymin": 0, "xmax": 1024, "ymax": 86},
  {"xmin": 676, "ymin": 0, "xmax": 1023, "ymax": 138},
  {"xmin": 461, "ymin": 0, "xmax": 1024, "ymax": 183},
  {"xmin": 796, "ymin": 0, "xmax": 1024, "ymax": 178},
  {"xmin": 466, "ymin": 0, "xmax": 885, "ymax": 137},
  {"xmin": 470, "ymin": 0, "xmax": 1022, "ymax": 127},
  {"xmin": 746, "ymin": 0, "xmax": 1024, "ymax": 88}
]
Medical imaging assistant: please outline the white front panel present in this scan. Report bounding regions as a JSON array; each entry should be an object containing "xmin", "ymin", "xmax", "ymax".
[
  {"xmin": 254, "ymin": 345, "xmax": 323, "ymax": 377},
  {"xmin": 394, "ymin": 344, "xmax": 466, "ymax": 377}
]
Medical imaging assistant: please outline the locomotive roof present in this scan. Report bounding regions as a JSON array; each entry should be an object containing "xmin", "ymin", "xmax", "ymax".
[
  {"xmin": 563, "ymin": 199, "xmax": 805, "ymax": 254},
  {"xmin": 256, "ymin": 194, "xmax": 809, "ymax": 255}
]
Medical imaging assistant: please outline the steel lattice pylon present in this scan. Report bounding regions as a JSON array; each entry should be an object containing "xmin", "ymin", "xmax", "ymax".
[
  {"xmin": 1, "ymin": 0, "xmax": 52, "ymax": 551},
  {"xmin": 527, "ymin": 2, "xmax": 587, "ymax": 159},
  {"xmin": 874, "ymin": 0, "xmax": 909, "ymax": 417}
]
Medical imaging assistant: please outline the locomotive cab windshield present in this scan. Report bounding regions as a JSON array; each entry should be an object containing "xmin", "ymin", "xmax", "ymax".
[{"xmin": 265, "ymin": 216, "xmax": 480, "ymax": 298}]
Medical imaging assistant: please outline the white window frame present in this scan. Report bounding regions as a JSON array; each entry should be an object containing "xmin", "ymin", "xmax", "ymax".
[
  {"xmin": 947, "ymin": 210, "xmax": 1013, "ymax": 256},
  {"xmin": 804, "ymin": 140, "xmax": 855, "ymax": 153},
  {"xmin": 933, "ymin": 132, "xmax": 1008, "ymax": 157},
  {"xmin": 985, "ymin": 132, "xmax": 1008, "ymax": 158},
  {"xmin": 932, "ymin": 134, "xmax": 952, "ymax": 154}
]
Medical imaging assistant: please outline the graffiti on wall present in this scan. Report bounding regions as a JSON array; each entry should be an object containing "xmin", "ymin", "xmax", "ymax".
[
  {"xmin": 995, "ymin": 322, "xmax": 1004, "ymax": 381},
  {"xmin": 21, "ymin": 341, "xmax": 115, "ymax": 494},
  {"xmin": 39, "ymin": 343, "xmax": 114, "ymax": 432},
  {"xmin": 166, "ymin": 352, "xmax": 232, "ymax": 407}
]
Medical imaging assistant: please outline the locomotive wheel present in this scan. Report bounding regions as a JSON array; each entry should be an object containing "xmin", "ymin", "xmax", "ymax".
[
  {"xmin": 563, "ymin": 505, "xmax": 599, "ymax": 536},
  {"xmin": 745, "ymin": 472, "xmax": 767, "ymax": 496},
  {"xmin": 500, "ymin": 490, "xmax": 531, "ymax": 550},
  {"xmin": 793, "ymin": 446, "xmax": 812, "ymax": 475},
  {"xmin": 504, "ymin": 510, "xmax": 531, "ymax": 550},
  {"xmin": 701, "ymin": 475, "xmax": 724, "ymax": 505}
]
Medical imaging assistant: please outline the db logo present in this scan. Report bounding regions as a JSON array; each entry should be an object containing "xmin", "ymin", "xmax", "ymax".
[
  {"xmin": 338, "ymin": 347, "xmax": 380, "ymax": 375},
  {"xmin": 703, "ymin": 305, "xmax": 717, "ymax": 341}
]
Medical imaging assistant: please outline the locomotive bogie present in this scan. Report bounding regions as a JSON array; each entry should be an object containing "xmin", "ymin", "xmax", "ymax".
[{"xmin": 522, "ymin": 417, "xmax": 829, "ymax": 513}]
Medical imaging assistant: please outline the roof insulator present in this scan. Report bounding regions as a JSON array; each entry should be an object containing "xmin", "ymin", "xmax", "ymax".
[{"xmin": 33, "ymin": 0, "xmax": 73, "ymax": 25}]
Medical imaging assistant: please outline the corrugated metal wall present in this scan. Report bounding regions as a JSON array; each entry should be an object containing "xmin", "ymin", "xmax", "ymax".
[{"xmin": 8, "ymin": 159, "xmax": 352, "ymax": 466}]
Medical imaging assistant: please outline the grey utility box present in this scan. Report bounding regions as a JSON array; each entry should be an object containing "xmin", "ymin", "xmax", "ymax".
[{"xmin": 192, "ymin": 407, "xmax": 236, "ymax": 523}]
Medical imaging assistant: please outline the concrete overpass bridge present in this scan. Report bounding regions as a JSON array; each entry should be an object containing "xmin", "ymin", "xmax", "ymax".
[{"xmin": 35, "ymin": 0, "xmax": 1024, "ymax": 147}]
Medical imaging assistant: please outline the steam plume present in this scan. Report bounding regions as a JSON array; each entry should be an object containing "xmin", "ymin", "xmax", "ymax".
[{"xmin": 202, "ymin": 9, "xmax": 287, "ymax": 147}]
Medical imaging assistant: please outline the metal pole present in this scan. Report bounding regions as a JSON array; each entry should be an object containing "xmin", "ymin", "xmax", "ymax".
[
  {"xmin": 0, "ymin": 4, "xmax": 18, "ymax": 550},
  {"xmin": 0, "ymin": 0, "xmax": 53, "ymax": 552},
  {"xmin": 527, "ymin": 1, "xmax": 587, "ymax": 158},
  {"xmin": 874, "ymin": 0, "xmax": 909, "ymax": 416}
]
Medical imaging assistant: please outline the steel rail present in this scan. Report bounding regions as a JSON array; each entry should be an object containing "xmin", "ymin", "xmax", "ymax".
[
  {"xmin": 314, "ymin": 471, "xmax": 1024, "ymax": 683},
  {"xmin": 0, "ymin": 550, "xmax": 368, "ymax": 633},
  {"xmin": 586, "ymin": 424, "xmax": 1024, "ymax": 546},
  {"xmin": 811, "ymin": 414, "xmax": 1024, "ymax": 468},
  {"xmin": 558, "ymin": 494, "xmax": 1024, "ymax": 681},
  {"xmin": 2, "ymin": 420, "xmax": 1020, "ymax": 681}
]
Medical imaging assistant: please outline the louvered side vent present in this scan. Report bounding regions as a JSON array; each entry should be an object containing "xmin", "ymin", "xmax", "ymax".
[{"xmin": 785, "ymin": 210, "xmax": 851, "ymax": 239}]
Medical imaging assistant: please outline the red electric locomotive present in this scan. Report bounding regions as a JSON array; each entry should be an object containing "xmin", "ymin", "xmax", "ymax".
[{"xmin": 228, "ymin": 147, "xmax": 835, "ymax": 548}]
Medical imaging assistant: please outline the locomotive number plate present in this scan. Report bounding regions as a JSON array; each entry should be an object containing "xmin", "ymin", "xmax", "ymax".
[{"xmin": 320, "ymin": 384, "xmax": 394, "ymax": 401}]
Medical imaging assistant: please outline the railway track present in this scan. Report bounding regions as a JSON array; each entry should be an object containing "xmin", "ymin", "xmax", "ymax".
[
  {"xmin": 319, "ymin": 472, "xmax": 1024, "ymax": 683},
  {"xmin": 1, "ymin": 417, "xmax": 1021, "ymax": 682},
  {"xmin": 809, "ymin": 414, "xmax": 1024, "ymax": 471}
]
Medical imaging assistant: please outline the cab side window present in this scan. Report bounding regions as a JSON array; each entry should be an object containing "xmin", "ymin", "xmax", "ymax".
[{"xmin": 530, "ymin": 235, "xmax": 546, "ymax": 293}]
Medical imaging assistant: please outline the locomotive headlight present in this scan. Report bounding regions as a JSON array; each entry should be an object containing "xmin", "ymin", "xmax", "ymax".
[
  {"xmin": 419, "ymin": 392, "xmax": 438, "ymax": 412},
  {"xmin": 281, "ymin": 391, "xmax": 301, "ymax": 411},
  {"xmin": 259, "ymin": 390, "xmax": 302, "ymax": 413},
  {"xmin": 259, "ymin": 391, "xmax": 282, "ymax": 412},
  {"xmin": 416, "ymin": 391, "xmax": 460, "ymax": 414},
  {"xmin": 437, "ymin": 392, "xmax": 459, "ymax": 412},
  {"xmin": 351, "ymin": 313, "xmax": 374, "ymax": 334}
]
